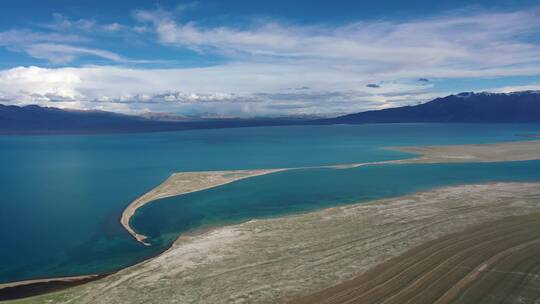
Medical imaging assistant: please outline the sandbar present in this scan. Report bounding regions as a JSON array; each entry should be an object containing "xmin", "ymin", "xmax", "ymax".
[
  {"xmin": 390, "ymin": 139, "xmax": 540, "ymax": 163},
  {"xmin": 120, "ymin": 169, "xmax": 287, "ymax": 245},
  {"xmin": 121, "ymin": 139, "xmax": 540, "ymax": 245}
]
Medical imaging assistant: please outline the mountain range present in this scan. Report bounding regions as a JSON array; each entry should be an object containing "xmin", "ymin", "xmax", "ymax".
[
  {"xmin": 324, "ymin": 91, "xmax": 540, "ymax": 124},
  {"xmin": 1, "ymin": 91, "xmax": 539, "ymax": 134},
  {"xmin": 0, "ymin": 104, "xmax": 304, "ymax": 134}
]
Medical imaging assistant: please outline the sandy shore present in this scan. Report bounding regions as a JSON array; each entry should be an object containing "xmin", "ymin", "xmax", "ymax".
[
  {"xmin": 13, "ymin": 182, "xmax": 540, "ymax": 304},
  {"xmin": 120, "ymin": 169, "xmax": 286, "ymax": 245},
  {"xmin": 390, "ymin": 139, "xmax": 540, "ymax": 163}
]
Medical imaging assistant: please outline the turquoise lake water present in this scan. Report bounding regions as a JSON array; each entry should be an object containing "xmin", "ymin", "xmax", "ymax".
[
  {"xmin": 1, "ymin": 123, "xmax": 540, "ymax": 283},
  {"xmin": 133, "ymin": 161, "xmax": 540, "ymax": 246}
]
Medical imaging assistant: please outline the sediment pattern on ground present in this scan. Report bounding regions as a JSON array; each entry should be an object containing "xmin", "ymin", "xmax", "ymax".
[{"xmin": 290, "ymin": 212, "xmax": 540, "ymax": 304}]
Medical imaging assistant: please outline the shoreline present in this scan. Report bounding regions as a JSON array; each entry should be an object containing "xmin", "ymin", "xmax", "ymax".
[
  {"xmin": 105, "ymin": 182, "xmax": 540, "ymax": 303},
  {"xmin": 120, "ymin": 139, "xmax": 540, "ymax": 246},
  {"xmin": 0, "ymin": 227, "xmax": 183, "ymax": 302},
  {"xmin": 0, "ymin": 275, "xmax": 106, "ymax": 301},
  {"xmin": 15, "ymin": 181, "xmax": 540, "ymax": 303},
  {"xmin": 120, "ymin": 169, "xmax": 288, "ymax": 245},
  {"xmin": 0, "ymin": 275, "xmax": 100, "ymax": 290},
  {"xmin": 120, "ymin": 161, "xmax": 400, "ymax": 245},
  {"xmin": 5, "ymin": 139, "xmax": 540, "ymax": 301}
]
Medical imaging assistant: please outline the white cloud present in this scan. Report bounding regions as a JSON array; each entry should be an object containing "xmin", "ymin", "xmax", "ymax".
[
  {"xmin": 136, "ymin": 6, "xmax": 540, "ymax": 78},
  {"xmin": 46, "ymin": 14, "xmax": 128, "ymax": 33},
  {"xmin": 0, "ymin": 13, "xmax": 152, "ymax": 64},
  {"xmin": 1, "ymin": 6, "xmax": 540, "ymax": 116},
  {"xmin": 0, "ymin": 65, "xmax": 439, "ymax": 116},
  {"xmin": 0, "ymin": 28, "xmax": 127, "ymax": 64},
  {"xmin": 0, "ymin": 29, "xmax": 83, "ymax": 46},
  {"xmin": 45, "ymin": 13, "xmax": 97, "ymax": 31},
  {"xmin": 133, "ymin": 26, "xmax": 151, "ymax": 33},
  {"xmin": 488, "ymin": 84, "xmax": 540, "ymax": 93},
  {"xmin": 25, "ymin": 44, "xmax": 125, "ymax": 64},
  {"xmin": 103, "ymin": 23, "xmax": 122, "ymax": 32}
]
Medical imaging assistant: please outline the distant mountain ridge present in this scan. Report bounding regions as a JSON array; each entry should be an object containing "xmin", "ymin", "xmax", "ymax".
[
  {"xmin": 323, "ymin": 91, "xmax": 540, "ymax": 124},
  {"xmin": 1, "ymin": 90, "xmax": 540, "ymax": 134},
  {"xmin": 0, "ymin": 104, "xmax": 304, "ymax": 134},
  {"xmin": 0, "ymin": 104, "xmax": 162, "ymax": 134}
]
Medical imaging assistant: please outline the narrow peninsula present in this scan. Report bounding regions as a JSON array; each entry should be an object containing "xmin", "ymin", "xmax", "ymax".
[
  {"xmin": 121, "ymin": 140, "xmax": 540, "ymax": 246},
  {"xmin": 121, "ymin": 169, "xmax": 287, "ymax": 245}
]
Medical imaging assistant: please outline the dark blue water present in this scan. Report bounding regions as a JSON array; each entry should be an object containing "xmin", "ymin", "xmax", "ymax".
[{"xmin": 1, "ymin": 124, "xmax": 540, "ymax": 283}]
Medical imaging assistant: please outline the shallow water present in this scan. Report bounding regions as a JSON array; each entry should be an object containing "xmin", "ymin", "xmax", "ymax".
[{"xmin": 1, "ymin": 123, "xmax": 540, "ymax": 282}]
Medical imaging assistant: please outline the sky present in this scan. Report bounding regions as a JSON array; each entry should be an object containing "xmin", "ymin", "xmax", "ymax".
[{"xmin": 1, "ymin": 0, "xmax": 540, "ymax": 117}]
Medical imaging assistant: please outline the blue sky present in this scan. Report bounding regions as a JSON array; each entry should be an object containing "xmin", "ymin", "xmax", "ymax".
[{"xmin": 1, "ymin": 0, "xmax": 540, "ymax": 117}]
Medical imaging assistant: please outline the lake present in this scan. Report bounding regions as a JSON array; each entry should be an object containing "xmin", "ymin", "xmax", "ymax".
[{"xmin": 1, "ymin": 123, "xmax": 540, "ymax": 283}]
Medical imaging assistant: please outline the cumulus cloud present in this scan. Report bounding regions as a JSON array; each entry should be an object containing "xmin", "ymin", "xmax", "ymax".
[
  {"xmin": 1, "ymin": 6, "xmax": 540, "ymax": 116},
  {"xmin": 0, "ymin": 65, "xmax": 439, "ymax": 116},
  {"xmin": 93, "ymin": 91, "xmax": 257, "ymax": 104}
]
